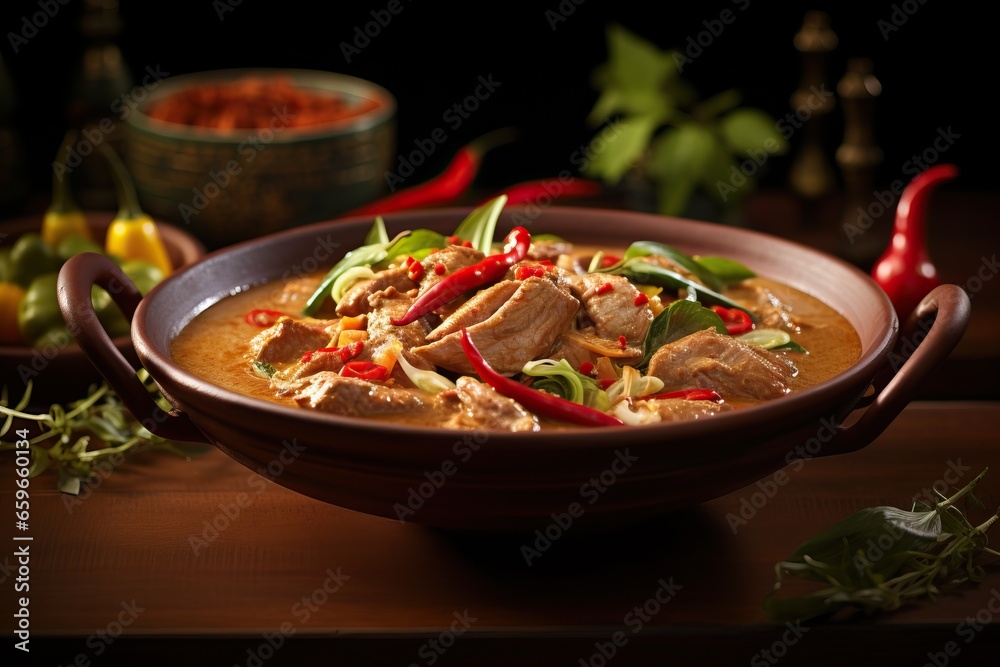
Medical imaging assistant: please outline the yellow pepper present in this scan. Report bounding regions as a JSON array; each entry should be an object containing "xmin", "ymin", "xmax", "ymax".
[
  {"xmin": 0, "ymin": 282, "xmax": 27, "ymax": 345},
  {"xmin": 41, "ymin": 130, "xmax": 93, "ymax": 248},
  {"xmin": 99, "ymin": 143, "xmax": 173, "ymax": 277}
]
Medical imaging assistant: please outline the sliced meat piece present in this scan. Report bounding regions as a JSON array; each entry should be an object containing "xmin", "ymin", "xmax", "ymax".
[
  {"xmin": 726, "ymin": 283, "xmax": 801, "ymax": 333},
  {"xmin": 647, "ymin": 329, "xmax": 797, "ymax": 400},
  {"xmin": 336, "ymin": 263, "xmax": 416, "ymax": 317},
  {"xmin": 273, "ymin": 349, "xmax": 347, "ymax": 385},
  {"xmin": 565, "ymin": 273, "xmax": 653, "ymax": 344},
  {"xmin": 426, "ymin": 280, "xmax": 521, "ymax": 342},
  {"xmin": 419, "ymin": 245, "xmax": 485, "ymax": 292},
  {"xmin": 247, "ymin": 316, "xmax": 334, "ymax": 364},
  {"xmin": 528, "ymin": 238, "xmax": 573, "ymax": 261},
  {"xmin": 642, "ymin": 397, "xmax": 734, "ymax": 421},
  {"xmin": 364, "ymin": 287, "xmax": 435, "ymax": 370},
  {"xmin": 444, "ymin": 377, "xmax": 540, "ymax": 432},
  {"xmin": 292, "ymin": 372, "xmax": 438, "ymax": 417},
  {"xmin": 411, "ymin": 276, "xmax": 580, "ymax": 376}
]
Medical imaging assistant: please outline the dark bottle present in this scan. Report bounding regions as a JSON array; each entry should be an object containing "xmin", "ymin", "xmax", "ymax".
[{"xmin": 65, "ymin": 0, "xmax": 134, "ymax": 210}]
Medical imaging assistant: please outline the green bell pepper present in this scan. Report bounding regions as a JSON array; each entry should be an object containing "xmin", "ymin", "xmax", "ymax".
[
  {"xmin": 17, "ymin": 273, "xmax": 65, "ymax": 347},
  {"xmin": 9, "ymin": 233, "xmax": 62, "ymax": 289}
]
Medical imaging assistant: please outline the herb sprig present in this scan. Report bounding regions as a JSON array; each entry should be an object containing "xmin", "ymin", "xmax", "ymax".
[
  {"xmin": 765, "ymin": 468, "xmax": 1000, "ymax": 623},
  {"xmin": 0, "ymin": 375, "xmax": 210, "ymax": 494}
]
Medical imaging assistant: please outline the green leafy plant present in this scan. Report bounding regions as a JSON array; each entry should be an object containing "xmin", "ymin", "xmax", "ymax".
[
  {"xmin": 765, "ymin": 468, "xmax": 1000, "ymax": 623},
  {"xmin": 583, "ymin": 24, "xmax": 789, "ymax": 218},
  {"xmin": 0, "ymin": 375, "xmax": 210, "ymax": 494}
]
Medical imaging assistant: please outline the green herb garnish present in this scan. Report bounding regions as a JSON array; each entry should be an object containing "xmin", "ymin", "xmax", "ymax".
[
  {"xmin": 637, "ymin": 300, "xmax": 728, "ymax": 371},
  {"xmin": 765, "ymin": 468, "xmax": 1000, "ymax": 623}
]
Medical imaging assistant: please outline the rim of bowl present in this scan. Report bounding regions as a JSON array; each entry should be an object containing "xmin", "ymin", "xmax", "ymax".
[
  {"xmin": 125, "ymin": 67, "xmax": 397, "ymax": 141},
  {"xmin": 132, "ymin": 206, "xmax": 898, "ymax": 446}
]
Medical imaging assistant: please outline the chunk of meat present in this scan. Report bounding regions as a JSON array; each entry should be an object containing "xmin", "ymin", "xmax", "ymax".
[
  {"xmin": 419, "ymin": 245, "xmax": 485, "ymax": 292},
  {"xmin": 336, "ymin": 263, "xmax": 416, "ymax": 317},
  {"xmin": 426, "ymin": 280, "xmax": 520, "ymax": 342},
  {"xmin": 726, "ymin": 283, "xmax": 801, "ymax": 332},
  {"xmin": 273, "ymin": 349, "xmax": 347, "ymax": 385},
  {"xmin": 411, "ymin": 276, "xmax": 580, "ymax": 375},
  {"xmin": 364, "ymin": 287, "xmax": 436, "ymax": 370},
  {"xmin": 528, "ymin": 238, "xmax": 573, "ymax": 261},
  {"xmin": 292, "ymin": 372, "xmax": 438, "ymax": 417},
  {"xmin": 565, "ymin": 273, "xmax": 653, "ymax": 343},
  {"xmin": 647, "ymin": 329, "xmax": 797, "ymax": 400},
  {"xmin": 643, "ymin": 397, "xmax": 734, "ymax": 421},
  {"xmin": 247, "ymin": 317, "xmax": 334, "ymax": 364},
  {"xmin": 443, "ymin": 377, "xmax": 540, "ymax": 432}
]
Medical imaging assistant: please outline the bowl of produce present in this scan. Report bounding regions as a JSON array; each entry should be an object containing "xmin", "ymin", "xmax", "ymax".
[
  {"xmin": 123, "ymin": 68, "xmax": 397, "ymax": 250},
  {"xmin": 57, "ymin": 198, "xmax": 970, "ymax": 531},
  {"xmin": 1, "ymin": 139, "xmax": 205, "ymax": 406}
]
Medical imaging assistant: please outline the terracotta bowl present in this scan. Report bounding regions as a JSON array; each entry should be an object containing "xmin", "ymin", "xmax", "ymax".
[
  {"xmin": 123, "ymin": 68, "xmax": 397, "ymax": 250},
  {"xmin": 1, "ymin": 212, "xmax": 205, "ymax": 407},
  {"xmin": 57, "ymin": 208, "xmax": 971, "ymax": 531}
]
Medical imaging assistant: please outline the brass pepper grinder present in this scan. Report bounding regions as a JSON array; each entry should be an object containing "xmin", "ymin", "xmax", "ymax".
[
  {"xmin": 835, "ymin": 57, "xmax": 883, "ymax": 266},
  {"xmin": 66, "ymin": 0, "xmax": 134, "ymax": 210},
  {"xmin": 788, "ymin": 11, "xmax": 838, "ymax": 204}
]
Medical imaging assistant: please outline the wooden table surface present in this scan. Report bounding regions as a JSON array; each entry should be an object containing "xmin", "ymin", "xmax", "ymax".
[{"xmin": 4, "ymin": 401, "xmax": 999, "ymax": 666}]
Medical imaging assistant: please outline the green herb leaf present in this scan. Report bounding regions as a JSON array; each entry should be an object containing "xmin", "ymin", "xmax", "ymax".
[
  {"xmin": 364, "ymin": 215, "xmax": 389, "ymax": 246},
  {"xmin": 451, "ymin": 195, "xmax": 507, "ymax": 255},
  {"xmin": 622, "ymin": 240, "xmax": 726, "ymax": 293},
  {"xmin": 583, "ymin": 114, "xmax": 660, "ymax": 185},
  {"xmin": 302, "ymin": 218, "xmax": 394, "ymax": 316},
  {"xmin": 611, "ymin": 259, "xmax": 754, "ymax": 315},
  {"xmin": 693, "ymin": 256, "xmax": 756, "ymax": 287},
  {"xmin": 719, "ymin": 108, "xmax": 789, "ymax": 158},
  {"xmin": 253, "ymin": 361, "xmax": 277, "ymax": 379},
  {"xmin": 381, "ymin": 229, "xmax": 447, "ymax": 266},
  {"xmin": 637, "ymin": 299, "xmax": 728, "ymax": 371}
]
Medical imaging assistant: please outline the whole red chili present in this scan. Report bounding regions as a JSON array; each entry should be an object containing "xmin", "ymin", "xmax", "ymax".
[
  {"xmin": 871, "ymin": 164, "xmax": 958, "ymax": 319},
  {"xmin": 391, "ymin": 226, "xmax": 531, "ymax": 326},
  {"xmin": 245, "ymin": 309, "xmax": 286, "ymax": 327},
  {"xmin": 459, "ymin": 329, "xmax": 623, "ymax": 427},
  {"xmin": 344, "ymin": 128, "xmax": 517, "ymax": 216},
  {"xmin": 711, "ymin": 306, "xmax": 753, "ymax": 335},
  {"xmin": 340, "ymin": 360, "xmax": 389, "ymax": 382},
  {"xmin": 486, "ymin": 177, "xmax": 603, "ymax": 207}
]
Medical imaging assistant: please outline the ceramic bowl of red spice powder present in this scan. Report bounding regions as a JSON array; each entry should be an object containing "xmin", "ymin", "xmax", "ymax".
[{"xmin": 124, "ymin": 68, "xmax": 396, "ymax": 250}]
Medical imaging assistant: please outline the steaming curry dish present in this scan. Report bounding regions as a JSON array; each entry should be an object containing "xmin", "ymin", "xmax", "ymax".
[{"xmin": 172, "ymin": 235, "xmax": 861, "ymax": 431}]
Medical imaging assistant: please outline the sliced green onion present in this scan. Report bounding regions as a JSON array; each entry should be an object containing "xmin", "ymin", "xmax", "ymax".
[
  {"xmin": 393, "ymin": 343, "xmax": 456, "ymax": 394},
  {"xmin": 737, "ymin": 328, "xmax": 792, "ymax": 350}
]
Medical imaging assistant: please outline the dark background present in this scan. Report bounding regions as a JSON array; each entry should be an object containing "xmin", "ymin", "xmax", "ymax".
[{"xmin": 0, "ymin": 0, "xmax": 992, "ymax": 210}]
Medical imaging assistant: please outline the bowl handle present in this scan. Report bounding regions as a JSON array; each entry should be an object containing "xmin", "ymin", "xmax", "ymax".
[
  {"xmin": 57, "ymin": 252, "xmax": 207, "ymax": 443},
  {"xmin": 819, "ymin": 284, "xmax": 971, "ymax": 457}
]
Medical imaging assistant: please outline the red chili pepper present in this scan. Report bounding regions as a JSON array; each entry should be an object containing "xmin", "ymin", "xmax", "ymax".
[
  {"xmin": 433, "ymin": 262, "xmax": 446, "ymax": 275},
  {"xmin": 871, "ymin": 164, "xmax": 958, "ymax": 319},
  {"xmin": 459, "ymin": 329, "xmax": 623, "ymax": 427},
  {"xmin": 340, "ymin": 360, "xmax": 389, "ymax": 382},
  {"xmin": 485, "ymin": 176, "xmax": 603, "ymax": 207},
  {"xmin": 345, "ymin": 128, "xmax": 517, "ymax": 216},
  {"xmin": 446, "ymin": 235, "xmax": 461, "ymax": 245},
  {"xmin": 408, "ymin": 261, "xmax": 425, "ymax": 282},
  {"xmin": 245, "ymin": 309, "xmax": 286, "ymax": 327},
  {"xmin": 634, "ymin": 293, "xmax": 649, "ymax": 307},
  {"xmin": 579, "ymin": 361, "xmax": 595, "ymax": 376},
  {"xmin": 598, "ymin": 378, "xmax": 616, "ymax": 390},
  {"xmin": 711, "ymin": 306, "xmax": 753, "ymax": 335},
  {"xmin": 596, "ymin": 282, "xmax": 614, "ymax": 295},
  {"xmin": 618, "ymin": 335, "xmax": 627, "ymax": 350},
  {"xmin": 391, "ymin": 226, "xmax": 531, "ymax": 326},
  {"xmin": 339, "ymin": 341, "xmax": 364, "ymax": 362},
  {"xmin": 648, "ymin": 388, "xmax": 723, "ymax": 403},
  {"xmin": 601, "ymin": 255, "xmax": 620, "ymax": 268},
  {"xmin": 514, "ymin": 265, "xmax": 546, "ymax": 280}
]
